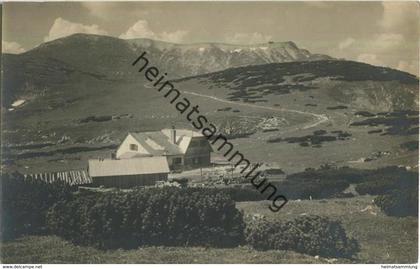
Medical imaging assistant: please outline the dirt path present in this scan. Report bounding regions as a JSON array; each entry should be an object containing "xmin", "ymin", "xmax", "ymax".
[{"xmin": 183, "ymin": 91, "xmax": 329, "ymax": 130}]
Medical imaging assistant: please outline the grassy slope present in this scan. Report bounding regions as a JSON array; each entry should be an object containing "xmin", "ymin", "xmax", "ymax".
[
  {"xmin": 5, "ymin": 76, "xmax": 418, "ymax": 174},
  {"xmin": 178, "ymin": 77, "xmax": 418, "ymax": 173},
  {"xmin": 1, "ymin": 236, "xmax": 332, "ymax": 264},
  {"xmin": 238, "ymin": 195, "xmax": 418, "ymax": 264},
  {"xmin": 3, "ymin": 60, "xmax": 418, "ymax": 174}
]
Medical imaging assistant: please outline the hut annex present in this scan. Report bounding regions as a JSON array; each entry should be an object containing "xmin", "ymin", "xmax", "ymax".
[{"xmin": 88, "ymin": 157, "xmax": 169, "ymax": 188}]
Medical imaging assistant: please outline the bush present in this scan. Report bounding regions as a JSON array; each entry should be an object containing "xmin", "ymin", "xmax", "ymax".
[
  {"xmin": 278, "ymin": 166, "xmax": 367, "ymax": 200},
  {"xmin": 355, "ymin": 179, "xmax": 395, "ymax": 195},
  {"xmin": 281, "ymin": 166, "xmax": 418, "ymax": 200},
  {"xmin": 374, "ymin": 189, "xmax": 418, "ymax": 217},
  {"xmin": 47, "ymin": 187, "xmax": 245, "ymax": 249},
  {"xmin": 245, "ymin": 215, "xmax": 359, "ymax": 258},
  {"xmin": 1, "ymin": 172, "xmax": 74, "ymax": 240},
  {"xmin": 400, "ymin": 141, "xmax": 418, "ymax": 152},
  {"xmin": 355, "ymin": 171, "xmax": 417, "ymax": 196},
  {"xmin": 276, "ymin": 179, "xmax": 349, "ymax": 200},
  {"xmin": 218, "ymin": 186, "xmax": 264, "ymax": 201}
]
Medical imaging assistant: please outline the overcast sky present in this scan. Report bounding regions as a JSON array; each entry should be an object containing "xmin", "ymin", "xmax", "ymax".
[{"xmin": 2, "ymin": 1, "xmax": 419, "ymax": 75}]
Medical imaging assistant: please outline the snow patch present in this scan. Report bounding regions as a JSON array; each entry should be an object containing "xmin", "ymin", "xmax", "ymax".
[{"xmin": 11, "ymin": 99, "xmax": 26, "ymax": 108}]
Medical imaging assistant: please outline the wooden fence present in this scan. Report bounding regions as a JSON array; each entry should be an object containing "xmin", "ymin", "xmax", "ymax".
[{"xmin": 24, "ymin": 170, "xmax": 92, "ymax": 185}]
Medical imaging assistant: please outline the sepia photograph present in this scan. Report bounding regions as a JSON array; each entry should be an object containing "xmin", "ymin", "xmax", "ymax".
[{"xmin": 1, "ymin": 0, "xmax": 419, "ymax": 266}]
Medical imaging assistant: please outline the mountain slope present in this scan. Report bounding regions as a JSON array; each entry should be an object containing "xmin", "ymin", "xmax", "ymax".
[
  {"xmin": 2, "ymin": 33, "xmax": 332, "ymax": 106},
  {"xmin": 2, "ymin": 57, "xmax": 418, "ymax": 173},
  {"xmin": 127, "ymin": 37, "xmax": 332, "ymax": 77},
  {"xmin": 176, "ymin": 60, "xmax": 419, "ymax": 111}
]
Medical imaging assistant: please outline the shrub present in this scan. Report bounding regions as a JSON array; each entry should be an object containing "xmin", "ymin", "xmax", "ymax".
[
  {"xmin": 286, "ymin": 166, "xmax": 367, "ymax": 184},
  {"xmin": 218, "ymin": 186, "xmax": 264, "ymax": 201},
  {"xmin": 47, "ymin": 187, "xmax": 245, "ymax": 249},
  {"xmin": 1, "ymin": 172, "xmax": 74, "ymax": 240},
  {"xmin": 245, "ymin": 215, "xmax": 359, "ymax": 258},
  {"xmin": 281, "ymin": 166, "xmax": 418, "ymax": 200},
  {"xmin": 356, "ymin": 178, "xmax": 394, "ymax": 195},
  {"xmin": 374, "ymin": 189, "xmax": 418, "ymax": 217},
  {"xmin": 264, "ymin": 168, "xmax": 285, "ymax": 175},
  {"xmin": 275, "ymin": 179, "xmax": 349, "ymax": 200},
  {"xmin": 355, "ymin": 173, "xmax": 417, "ymax": 196},
  {"xmin": 400, "ymin": 141, "xmax": 418, "ymax": 152},
  {"xmin": 278, "ymin": 166, "xmax": 368, "ymax": 200}
]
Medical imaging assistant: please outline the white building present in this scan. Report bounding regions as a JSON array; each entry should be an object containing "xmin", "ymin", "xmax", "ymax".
[{"xmin": 116, "ymin": 128, "xmax": 212, "ymax": 169}]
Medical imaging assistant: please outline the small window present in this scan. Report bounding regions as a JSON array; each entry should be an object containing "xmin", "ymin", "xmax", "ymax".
[
  {"xmin": 130, "ymin": 144, "xmax": 138, "ymax": 151},
  {"xmin": 173, "ymin": 157, "xmax": 182, "ymax": 164}
]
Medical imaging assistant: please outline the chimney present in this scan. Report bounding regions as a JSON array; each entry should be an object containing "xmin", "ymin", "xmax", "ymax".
[{"xmin": 171, "ymin": 126, "xmax": 176, "ymax": 144}]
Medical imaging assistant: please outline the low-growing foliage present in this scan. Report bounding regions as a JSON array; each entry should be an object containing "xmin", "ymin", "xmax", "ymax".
[
  {"xmin": 217, "ymin": 186, "xmax": 264, "ymax": 201},
  {"xmin": 275, "ymin": 179, "xmax": 349, "ymax": 200},
  {"xmin": 46, "ymin": 187, "xmax": 245, "ymax": 249},
  {"xmin": 1, "ymin": 172, "xmax": 74, "ymax": 240},
  {"xmin": 245, "ymin": 215, "xmax": 360, "ymax": 258},
  {"xmin": 374, "ymin": 189, "xmax": 418, "ymax": 217},
  {"xmin": 356, "ymin": 178, "xmax": 415, "ymax": 195},
  {"xmin": 279, "ymin": 166, "xmax": 418, "ymax": 201},
  {"xmin": 400, "ymin": 141, "xmax": 419, "ymax": 152}
]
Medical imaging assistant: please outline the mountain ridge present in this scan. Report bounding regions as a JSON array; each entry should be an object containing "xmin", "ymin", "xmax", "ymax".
[
  {"xmin": 2, "ymin": 33, "xmax": 332, "ymax": 106},
  {"xmin": 21, "ymin": 33, "xmax": 323, "ymax": 54},
  {"xmin": 2, "ymin": 33, "xmax": 418, "ymax": 112},
  {"xmin": 5, "ymin": 33, "xmax": 333, "ymax": 78}
]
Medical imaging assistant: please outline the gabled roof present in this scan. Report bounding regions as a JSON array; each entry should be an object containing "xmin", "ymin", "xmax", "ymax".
[
  {"xmin": 130, "ymin": 132, "xmax": 184, "ymax": 155},
  {"xmin": 88, "ymin": 157, "xmax": 169, "ymax": 177},
  {"xmin": 129, "ymin": 129, "xmax": 203, "ymax": 156}
]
